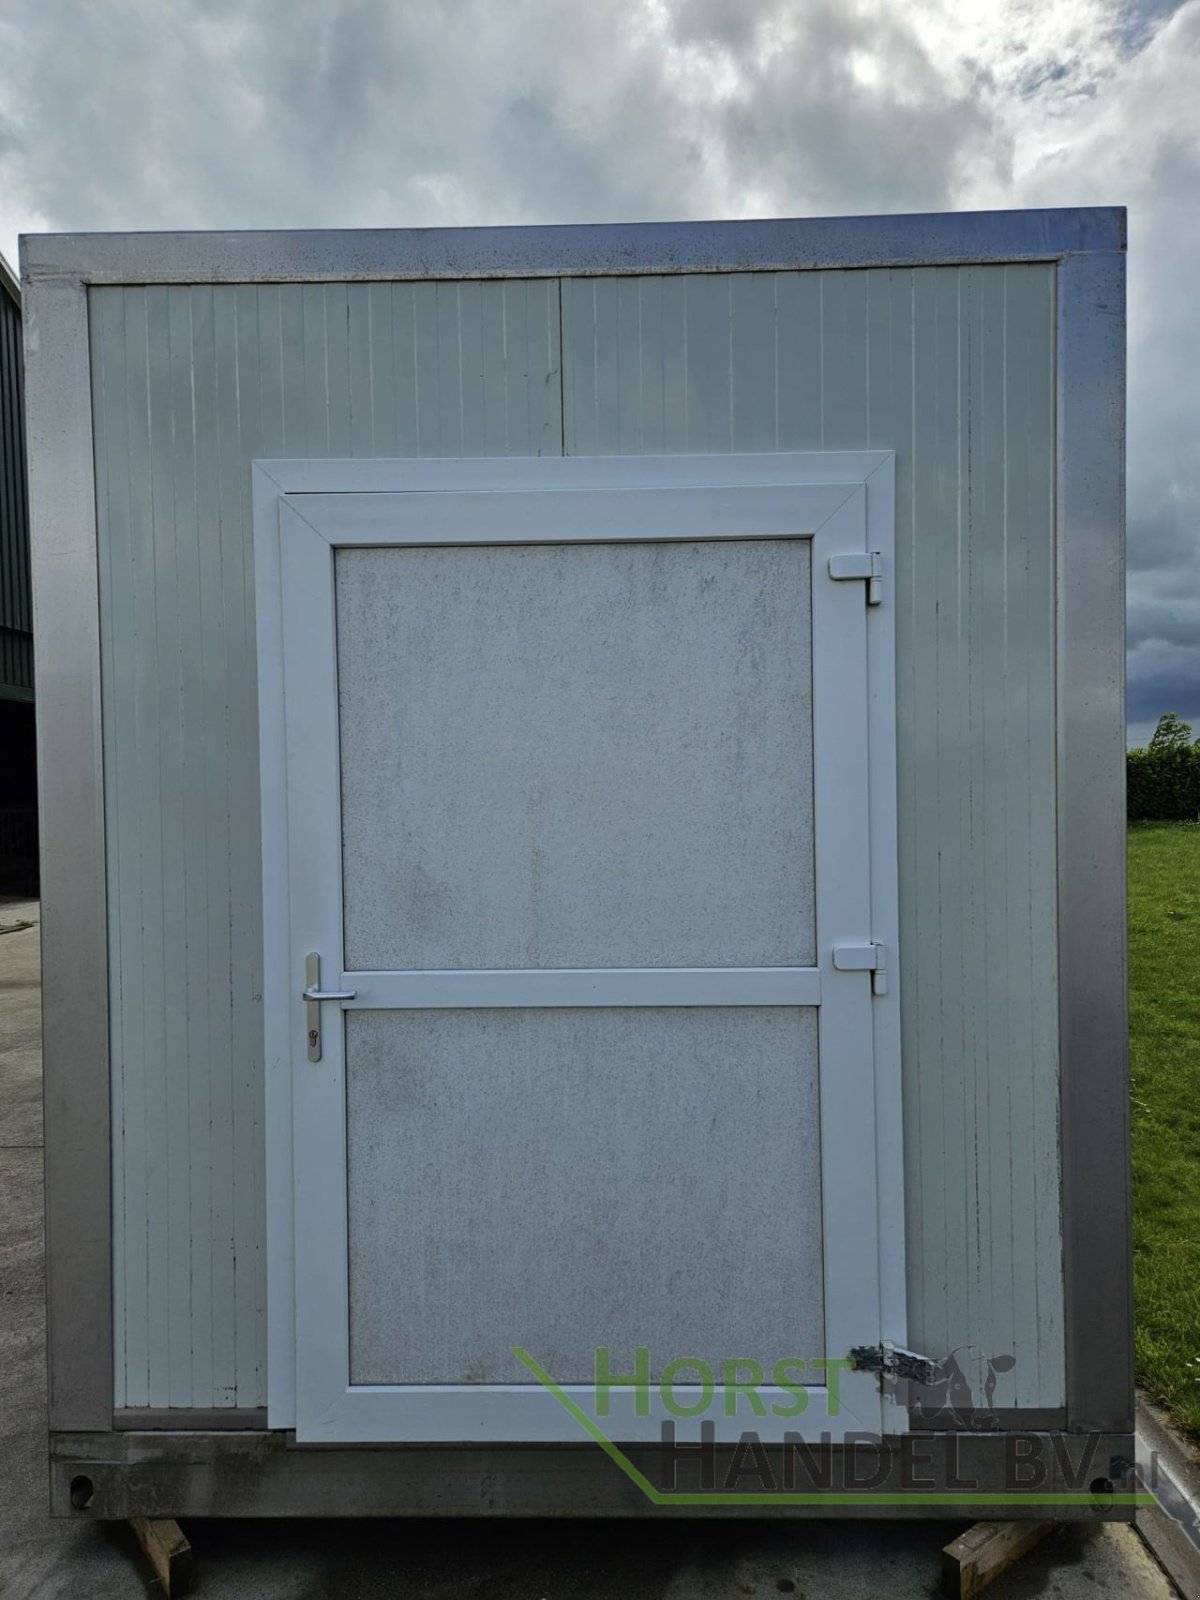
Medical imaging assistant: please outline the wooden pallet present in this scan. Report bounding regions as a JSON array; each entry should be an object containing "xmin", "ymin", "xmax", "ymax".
[
  {"xmin": 131, "ymin": 1517, "xmax": 192, "ymax": 1597},
  {"xmin": 941, "ymin": 1520, "xmax": 1059, "ymax": 1598}
]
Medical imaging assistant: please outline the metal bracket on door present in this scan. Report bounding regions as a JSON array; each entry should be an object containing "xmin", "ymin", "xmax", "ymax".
[
  {"xmin": 302, "ymin": 952, "xmax": 357, "ymax": 1062},
  {"xmin": 848, "ymin": 1340, "xmax": 937, "ymax": 1386},
  {"xmin": 828, "ymin": 551, "xmax": 884, "ymax": 606},
  {"xmin": 832, "ymin": 942, "xmax": 888, "ymax": 997}
]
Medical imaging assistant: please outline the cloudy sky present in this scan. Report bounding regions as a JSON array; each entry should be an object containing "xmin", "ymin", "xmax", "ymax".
[{"xmin": 0, "ymin": 0, "xmax": 1196, "ymax": 742}]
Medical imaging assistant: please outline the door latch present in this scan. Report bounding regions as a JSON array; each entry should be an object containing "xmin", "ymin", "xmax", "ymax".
[
  {"xmin": 302, "ymin": 952, "xmax": 356, "ymax": 1062},
  {"xmin": 849, "ymin": 1341, "xmax": 937, "ymax": 1386}
]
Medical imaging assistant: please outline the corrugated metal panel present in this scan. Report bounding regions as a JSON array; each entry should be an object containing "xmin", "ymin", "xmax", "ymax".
[
  {"xmin": 0, "ymin": 288, "xmax": 33, "ymax": 699},
  {"xmin": 561, "ymin": 267, "xmax": 1063, "ymax": 1409},
  {"xmin": 90, "ymin": 280, "xmax": 562, "ymax": 1407},
  {"xmin": 92, "ymin": 265, "xmax": 1062, "ymax": 1413}
]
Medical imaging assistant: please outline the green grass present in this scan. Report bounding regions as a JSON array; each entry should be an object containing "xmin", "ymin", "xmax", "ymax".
[{"xmin": 1129, "ymin": 821, "xmax": 1200, "ymax": 1440}]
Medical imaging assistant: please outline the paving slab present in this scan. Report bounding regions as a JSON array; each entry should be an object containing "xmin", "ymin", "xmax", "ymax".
[{"xmin": 0, "ymin": 903, "xmax": 1179, "ymax": 1599}]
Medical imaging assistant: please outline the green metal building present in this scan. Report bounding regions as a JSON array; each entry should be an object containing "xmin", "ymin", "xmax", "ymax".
[{"xmin": 0, "ymin": 250, "xmax": 36, "ymax": 892}]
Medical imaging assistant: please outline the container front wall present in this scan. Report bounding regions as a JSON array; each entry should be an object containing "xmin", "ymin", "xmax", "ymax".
[{"xmin": 88, "ymin": 264, "xmax": 1063, "ymax": 1416}]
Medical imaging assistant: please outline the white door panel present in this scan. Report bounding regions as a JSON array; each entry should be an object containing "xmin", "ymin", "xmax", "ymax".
[
  {"xmin": 346, "ymin": 1005, "xmax": 824, "ymax": 1387},
  {"xmin": 334, "ymin": 538, "xmax": 816, "ymax": 971},
  {"xmin": 254, "ymin": 452, "xmax": 901, "ymax": 1444}
]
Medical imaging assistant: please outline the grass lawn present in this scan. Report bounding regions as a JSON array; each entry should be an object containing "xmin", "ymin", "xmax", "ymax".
[{"xmin": 1129, "ymin": 821, "xmax": 1200, "ymax": 1440}]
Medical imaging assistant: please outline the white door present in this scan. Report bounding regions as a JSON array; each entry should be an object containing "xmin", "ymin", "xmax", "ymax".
[{"xmin": 254, "ymin": 452, "xmax": 903, "ymax": 1445}]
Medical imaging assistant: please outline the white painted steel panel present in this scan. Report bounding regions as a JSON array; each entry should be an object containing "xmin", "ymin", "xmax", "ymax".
[
  {"xmin": 90, "ymin": 279, "xmax": 561, "ymax": 1408},
  {"xmin": 92, "ymin": 262, "xmax": 1060, "ymax": 1416},
  {"xmin": 335, "ymin": 539, "xmax": 816, "ymax": 971},
  {"xmin": 345, "ymin": 1006, "xmax": 824, "ymax": 1385},
  {"xmin": 560, "ymin": 267, "xmax": 1064, "ymax": 1409}
]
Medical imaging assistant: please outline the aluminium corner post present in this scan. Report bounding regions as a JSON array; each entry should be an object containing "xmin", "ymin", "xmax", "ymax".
[
  {"xmin": 21, "ymin": 258, "xmax": 113, "ymax": 1430},
  {"xmin": 1056, "ymin": 233, "xmax": 1131, "ymax": 1435}
]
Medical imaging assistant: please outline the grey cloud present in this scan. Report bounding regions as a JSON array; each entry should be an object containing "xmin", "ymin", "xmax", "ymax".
[
  {"xmin": 1016, "ymin": 3, "xmax": 1200, "ymax": 735},
  {"xmin": 1128, "ymin": 516, "xmax": 1199, "ymax": 578},
  {"xmin": 670, "ymin": 0, "xmax": 768, "ymax": 49},
  {"xmin": 0, "ymin": 0, "xmax": 1007, "ymax": 240},
  {"xmin": 0, "ymin": 0, "xmax": 1197, "ymax": 738},
  {"xmin": 715, "ymin": 2, "xmax": 1009, "ymax": 212},
  {"xmin": 1127, "ymin": 585, "xmax": 1200, "ymax": 650},
  {"xmin": 1126, "ymin": 470, "xmax": 1200, "ymax": 575},
  {"xmin": 1114, "ymin": 0, "xmax": 1191, "ymax": 51},
  {"xmin": 1127, "ymin": 636, "xmax": 1200, "ymax": 733}
]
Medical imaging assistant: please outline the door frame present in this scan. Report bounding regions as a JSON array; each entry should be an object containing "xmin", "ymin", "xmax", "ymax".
[{"xmin": 253, "ymin": 450, "xmax": 901, "ymax": 1444}]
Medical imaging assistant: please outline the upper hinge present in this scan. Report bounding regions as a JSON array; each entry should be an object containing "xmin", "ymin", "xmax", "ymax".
[
  {"xmin": 832, "ymin": 941, "xmax": 888, "ymax": 996},
  {"xmin": 828, "ymin": 551, "xmax": 884, "ymax": 605},
  {"xmin": 849, "ymin": 1341, "xmax": 937, "ymax": 1386}
]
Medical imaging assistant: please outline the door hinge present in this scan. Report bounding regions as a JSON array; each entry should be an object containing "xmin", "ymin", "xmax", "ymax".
[
  {"xmin": 828, "ymin": 551, "xmax": 884, "ymax": 606},
  {"xmin": 832, "ymin": 942, "xmax": 888, "ymax": 996},
  {"xmin": 849, "ymin": 1341, "xmax": 937, "ymax": 1386}
]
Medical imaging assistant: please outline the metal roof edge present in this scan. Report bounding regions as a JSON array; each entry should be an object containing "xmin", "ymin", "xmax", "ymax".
[{"xmin": 19, "ymin": 207, "xmax": 1127, "ymax": 286}]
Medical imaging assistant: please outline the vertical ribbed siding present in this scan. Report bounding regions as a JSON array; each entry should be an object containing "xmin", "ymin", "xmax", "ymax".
[
  {"xmin": 90, "ymin": 280, "xmax": 562, "ymax": 1407},
  {"xmin": 0, "ymin": 288, "xmax": 32, "ymax": 698},
  {"xmin": 561, "ymin": 267, "xmax": 1063, "ymax": 1409},
  {"xmin": 93, "ymin": 265, "xmax": 1062, "ymax": 1414}
]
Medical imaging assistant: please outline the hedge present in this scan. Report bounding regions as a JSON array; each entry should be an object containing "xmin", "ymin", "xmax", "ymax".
[{"xmin": 1128, "ymin": 713, "xmax": 1200, "ymax": 822}]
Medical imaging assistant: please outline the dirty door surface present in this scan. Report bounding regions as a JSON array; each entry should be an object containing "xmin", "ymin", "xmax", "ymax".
[{"xmin": 255, "ymin": 452, "xmax": 899, "ymax": 1443}]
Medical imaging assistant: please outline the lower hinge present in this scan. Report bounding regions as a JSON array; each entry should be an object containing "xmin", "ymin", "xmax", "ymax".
[
  {"xmin": 828, "ymin": 551, "xmax": 884, "ymax": 605},
  {"xmin": 831, "ymin": 942, "xmax": 888, "ymax": 996},
  {"xmin": 849, "ymin": 1342, "xmax": 938, "ymax": 1386}
]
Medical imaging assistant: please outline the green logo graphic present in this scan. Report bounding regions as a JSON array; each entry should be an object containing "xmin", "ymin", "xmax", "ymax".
[{"xmin": 512, "ymin": 1346, "xmax": 1155, "ymax": 1509}]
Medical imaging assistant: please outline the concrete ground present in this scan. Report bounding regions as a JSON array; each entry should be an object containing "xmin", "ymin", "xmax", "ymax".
[{"xmin": 0, "ymin": 901, "xmax": 1180, "ymax": 1599}]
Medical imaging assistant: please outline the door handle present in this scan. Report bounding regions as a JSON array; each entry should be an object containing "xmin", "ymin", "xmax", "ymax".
[{"xmin": 303, "ymin": 953, "xmax": 356, "ymax": 1062}]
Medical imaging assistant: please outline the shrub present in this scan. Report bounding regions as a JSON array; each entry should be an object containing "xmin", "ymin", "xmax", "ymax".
[{"xmin": 1128, "ymin": 714, "xmax": 1200, "ymax": 822}]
